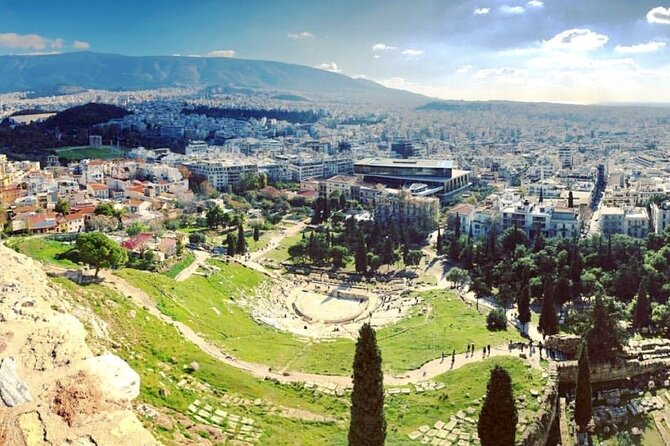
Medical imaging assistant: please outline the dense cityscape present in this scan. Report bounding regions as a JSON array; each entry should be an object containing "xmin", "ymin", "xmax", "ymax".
[{"xmin": 4, "ymin": 1, "xmax": 670, "ymax": 446}]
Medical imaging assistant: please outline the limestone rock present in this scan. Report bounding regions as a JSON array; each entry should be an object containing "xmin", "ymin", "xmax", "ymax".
[
  {"xmin": 0, "ymin": 356, "xmax": 32, "ymax": 407},
  {"xmin": 84, "ymin": 354, "xmax": 140, "ymax": 401}
]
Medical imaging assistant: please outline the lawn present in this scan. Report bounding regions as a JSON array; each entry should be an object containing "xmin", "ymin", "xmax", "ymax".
[
  {"xmin": 6, "ymin": 236, "xmax": 78, "ymax": 268},
  {"xmin": 385, "ymin": 356, "xmax": 545, "ymax": 444},
  {"xmin": 52, "ymin": 277, "xmax": 348, "ymax": 445},
  {"xmin": 55, "ymin": 145, "xmax": 127, "ymax": 160},
  {"xmin": 292, "ymin": 289, "xmax": 525, "ymax": 375},
  {"xmin": 262, "ymin": 230, "xmax": 304, "ymax": 263},
  {"xmin": 163, "ymin": 251, "xmax": 195, "ymax": 279},
  {"xmin": 117, "ymin": 266, "xmax": 524, "ymax": 375},
  {"xmin": 52, "ymin": 276, "xmax": 545, "ymax": 445}
]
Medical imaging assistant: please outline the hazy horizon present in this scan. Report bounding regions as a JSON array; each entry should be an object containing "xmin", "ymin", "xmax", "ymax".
[{"xmin": 2, "ymin": 0, "xmax": 670, "ymax": 104}]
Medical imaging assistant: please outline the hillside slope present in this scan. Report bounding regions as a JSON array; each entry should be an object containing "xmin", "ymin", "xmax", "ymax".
[{"xmin": 0, "ymin": 243, "xmax": 157, "ymax": 445}]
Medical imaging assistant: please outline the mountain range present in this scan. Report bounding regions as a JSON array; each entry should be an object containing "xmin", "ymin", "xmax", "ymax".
[{"xmin": 0, "ymin": 52, "xmax": 427, "ymax": 105}]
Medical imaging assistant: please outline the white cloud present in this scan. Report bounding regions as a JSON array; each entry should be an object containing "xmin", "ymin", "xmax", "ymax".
[
  {"xmin": 474, "ymin": 7, "xmax": 490, "ymax": 15},
  {"xmin": 51, "ymin": 38, "xmax": 63, "ymax": 50},
  {"xmin": 287, "ymin": 32, "xmax": 313, "ymax": 40},
  {"xmin": 473, "ymin": 67, "xmax": 528, "ymax": 81},
  {"xmin": 614, "ymin": 41, "xmax": 666, "ymax": 54},
  {"xmin": 73, "ymin": 40, "xmax": 91, "ymax": 50},
  {"xmin": 543, "ymin": 28, "xmax": 608, "ymax": 51},
  {"xmin": 500, "ymin": 5, "xmax": 525, "ymax": 15},
  {"xmin": 206, "ymin": 50, "xmax": 236, "ymax": 58},
  {"xmin": 372, "ymin": 43, "xmax": 396, "ymax": 51},
  {"xmin": 647, "ymin": 6, "xmax": 670, "ymax": 24},
  {"xmin": 0, "ymin": 33, "xmax": 51, "ymax": 50},
  {"xmin": 455, "ymin": 64, "xmax": 474, "ymax": 74},
  {"xmin": 527, "ymin": 0, "xmax": 544, "ymax": 8},
  {"xmin": 401, "ymin": 48, "xmax": 423, "ymax": 57},
  {"xmin": 314, "ymin": 62, "xmax": 341, "ymax": 73}
]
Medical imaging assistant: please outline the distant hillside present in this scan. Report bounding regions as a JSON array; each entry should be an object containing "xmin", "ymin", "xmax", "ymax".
[
  {"xmin": 42, "ymin": 103, "xmax": 130, "ymax": 129},
  {"xmin": 0, "ymin": 52, "xmax": 428, "ymax": 105}
]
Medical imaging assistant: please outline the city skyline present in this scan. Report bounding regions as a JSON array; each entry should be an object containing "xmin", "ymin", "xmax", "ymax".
[{"xmin": 1, "ymin": 0, "xmax": 670, "ymax": 104}]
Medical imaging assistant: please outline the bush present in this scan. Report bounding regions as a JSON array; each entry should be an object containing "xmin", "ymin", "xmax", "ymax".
[{"xmin": 487, "ymin": 308, "xmax": 507, "ymax": 331}]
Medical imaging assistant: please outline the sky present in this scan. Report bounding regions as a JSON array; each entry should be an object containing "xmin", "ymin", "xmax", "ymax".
[{"xmin": 2, "ymin": 0, "xmax": 670, "ymax": 104}]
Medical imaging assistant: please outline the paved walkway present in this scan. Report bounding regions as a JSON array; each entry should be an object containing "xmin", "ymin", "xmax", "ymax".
[{"xmin": 174, "ymin": 250, "xmax": 211, "ymax": 282}]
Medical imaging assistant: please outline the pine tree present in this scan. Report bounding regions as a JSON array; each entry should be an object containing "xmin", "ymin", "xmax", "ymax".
[
  {"xmin": 478, "ymin": 365, "xmax": 518, "ymax": 446},
  {"xmin": 539, "ymin": 277, "xmax": 559, "ymax": 336},
  {"xmin": 518, "ymin": 285, "xmax": 531, "ymax": 328},
  {"xmin": 348, "ymin": 323, "xmax": 385, "ymax": 446},
  {"xmin": 226, "ymin": 233, "xmax": 236, "ymax": 256},
  {"xmin": 633, "ymin": 279, "xmax": 651, "ymax": 331},
  {"xmin": 587, "ymin": 294, "xmax": 624, "ymax": 363},
  {"xmin": 236, "ymin": 223, "xmax": 247, "ymax": 254},
  {"xmin": 574, "ymin": 341, "xmax": 592, "ymax": 433}
]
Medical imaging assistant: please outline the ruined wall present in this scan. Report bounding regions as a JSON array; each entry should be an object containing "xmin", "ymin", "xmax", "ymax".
[
  {"xmin": 517, "ymin": 363, "xmax": 560, "ymax": 446},
  {"xmin": 556, "ymin": 358, "xmax": 670, "ymax": 385}
]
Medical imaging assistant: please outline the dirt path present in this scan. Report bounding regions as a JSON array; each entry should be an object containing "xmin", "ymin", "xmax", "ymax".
[{"xmin": 174, "ymin": 250, "xmax": 211, "ymax": 282}]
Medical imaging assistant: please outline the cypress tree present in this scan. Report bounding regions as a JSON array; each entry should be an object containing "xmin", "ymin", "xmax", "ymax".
[
  {"xmin": 454, "ymin": 213, "xmax": 461, "ymax": 239},
  {"xmin": 633, "ymin": 279, "xmax": 651, "ymax": 331},
  {"xmin": 436, "ymin": 227, "xmax": 443, "ymax": 255},
  {"xmin": 348, "ymin": 323, "xmax": 385, "ymax": 446},
  {"xmin": 568, "ymin": 190, "xmax": 574, "ymax": 208},
  {"xmin": 574, "ymin": 341, "xmax": 592, "ymax": 433},
  {"xmin": 253, "ymin": 226, "xmax": 260, "ymax": 242},
  {"xmin": 354, "ymin": 235, "xmax": 367, "ymax": 274},
  {"xmin": 478, "ymin": 365, "xmax": 517, "ymax": 446},
  {"xmin": 518, "ymin": 285, "xmax": 531, "ymax": 329},
  {"xmin": 539, "ymin": 277, "xmax": 559, "ymax": 336},
  {"xmin": 236, "ymin": 223, "xmax": 247, "ymax": 254},
  {"xmin": 226, "ymin": 233, "xmax": 236, "ymax": 256}
]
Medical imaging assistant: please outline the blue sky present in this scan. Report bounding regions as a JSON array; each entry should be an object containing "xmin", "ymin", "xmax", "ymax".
[{"xmin": 2, "ymin": 0, "xmax": 670, "ymax": 103}]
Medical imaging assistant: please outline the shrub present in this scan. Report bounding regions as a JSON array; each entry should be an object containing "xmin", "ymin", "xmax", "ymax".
[{"xmin": 487, "ymin": 308, "xmax": 507, "ymax": 331}]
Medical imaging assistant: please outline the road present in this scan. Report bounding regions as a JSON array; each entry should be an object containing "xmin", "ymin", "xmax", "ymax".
[{"xmin": 174, "ymin": 250, "xmax": 211, "ymax": 282}]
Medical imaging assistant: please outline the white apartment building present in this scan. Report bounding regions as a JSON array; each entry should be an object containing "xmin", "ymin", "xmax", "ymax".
[
  {"xmin": 184, "ymin": 141, "xmax": 209, "ymax": 156},
  {"xmin": 183, "ymin": 159, "xmax": 258, "ymax": 190},
  {"xmin": 599, "ymin": 206, "xmax": 649, "ymax": 238},
  {"xmin": 651, "ymin": 201, "xmax": 670, "ymax": 235}
]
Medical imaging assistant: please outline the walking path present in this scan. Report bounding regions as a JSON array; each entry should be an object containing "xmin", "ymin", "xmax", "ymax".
[{"xmin": 174, "ymin": 250, "xmax": 211, "ymax": 282}]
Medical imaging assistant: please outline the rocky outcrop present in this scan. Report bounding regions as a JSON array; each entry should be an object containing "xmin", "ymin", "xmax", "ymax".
[{"xmin": 0, "ymin": 243, "xmax": 158, "ymax": 446}]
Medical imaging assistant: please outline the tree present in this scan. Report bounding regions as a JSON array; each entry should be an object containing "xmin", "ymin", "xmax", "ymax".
[
  {"xmin": 189, "ymin": 232, "xmax": 206, "ymax": 245},
  {"xmin": 586, "ymin": 294, "xmax": 625, "ymax": 363},
  {"xmin": 633, "ymin": 279, "xmax": 651, "ymax": 331},
  {"xmin": 348, "ymin": 323, "xmax": 385, "ymax": 446},
  {"xmin": 518, "ymin": 285, "xmax": 531, "ymax": 329},
  {"xmin": 95, "ymin": 202, "xmax": 118, "ymax": 218},
  {"xmin": 445, "ymin": 267, "xmax": 470, "ymax": 289},
  {"xmin": 126, "ymin": 222, "xmax": 149, "ymax": 237},
  {"xmin": 405, "ymin": 249, "xmax": 423, "ymax": 267},
  {"xmin": 354, "ymin": 236, "xmax": 368, "ymax": 274},
  {"xmin": 568, "ymin": 190, "xmax": 574, "ymax": 208},
  {"xmin": 539, "ymin": 277, "xmax": 559, "ymax": 336},
  {"xmin": 330, "ymin": 245, "xmax": 350, "ymax": 269},
  {"xmin": 176, "ymin": 236, "xmax": 184, "ymax": 256},
  {"xmin": 436, "ymin": 227, "xmax": 443, "ymax": 255},
  {"xmin": 55, "ymin": 198, "xmax": 70, "ymax": 215},
  {"xmin": 253, "ymin": 226, "xmax": 260, "ymax": 242},
  {"xmin": 75, "ymin": 232, "xmax": 127, "ymax": 278},
  {"xmin": 380, "ymin": 237, "xmax": 396, "ymax": 266},
  {"xmin": 478, "ymin": 365, "xmax": 518, "ymax": 446},
  {"xmin": 487, "ymin": 308, "xmax": 507, "ymax": 330},
  {"xmin": 206, "ymin": 205, "xmax": 226, "ymax": 228},
  {"xmin": 226, "ymin": 233, "xmax": 237, "ymax": 256},
  {"xmin": 236, "ymin": 223, "xmax": 247, "ymax": 255},
  {"xmin": 574, "ymin": 341, "xmax": 592, "ymax": 433}
]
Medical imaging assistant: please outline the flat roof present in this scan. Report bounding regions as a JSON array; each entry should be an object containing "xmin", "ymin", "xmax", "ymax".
[{"xmin": 355, "ymin": 158, "xmax": 454, "ymax": 169}]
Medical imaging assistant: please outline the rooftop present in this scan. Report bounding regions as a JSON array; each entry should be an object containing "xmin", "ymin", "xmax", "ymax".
[{"xmin": 355, "ymin": 158, "xmax": 454, "ymax": 169}]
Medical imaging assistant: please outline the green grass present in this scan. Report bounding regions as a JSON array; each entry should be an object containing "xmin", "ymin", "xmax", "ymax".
[
  {"xmin": 292, "ymin": 290, "xmax": 525, "ymax": 375},
  {"xmin": 52, "ymin": 277, "xmax": 348, "ymax": 445},
  {"xmin": 55, "ymin": 145, "xmax": 127, "ymax": 160},
  {"xmin": 117, "ymin": 267, "xmax": 524, "ymax": 375},
  {"xmin": 6, "ymin": 236, "xmax": 78, "ymax": 268},
  {"xmin": 117, "ymin": 260, "xmax": 306, "ymax": 368},
  {"xmin": 163, "ymin": 251, "xmax": 195, "ymax": 279},
  {"xmin": 385, "ymin": 356, "xmax": 544, "ymax": 444},
  {"xmin": 263, "ymin": 230, "xmax": 304, "ymax": 263},
  {"xmin": 51, "ymin": 275, "xmax": 546, "ymax": 445}
]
